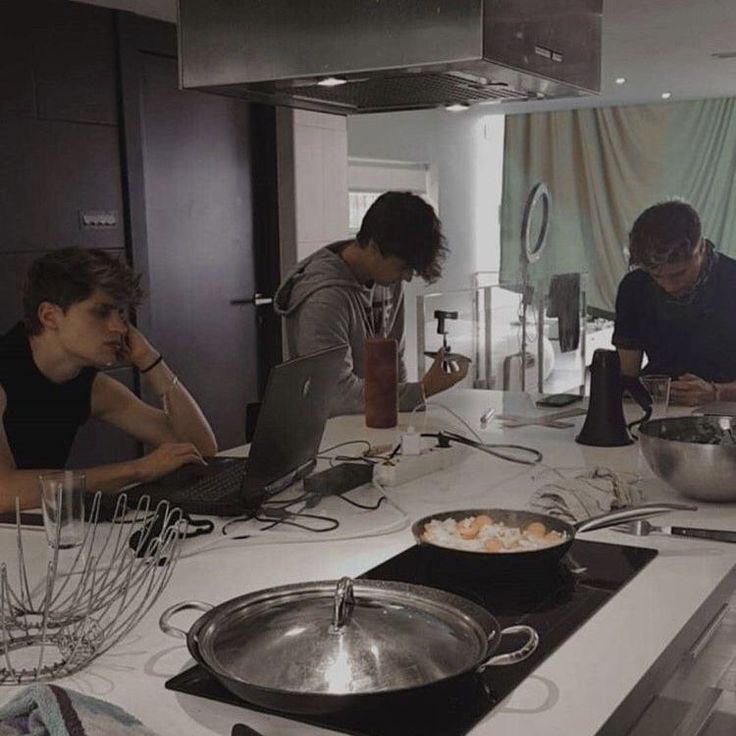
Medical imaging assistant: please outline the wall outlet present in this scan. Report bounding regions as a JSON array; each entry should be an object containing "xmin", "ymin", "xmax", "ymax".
[{"xmin": 373, "ymin": 444, "xmax": 469, "ymax": 487}]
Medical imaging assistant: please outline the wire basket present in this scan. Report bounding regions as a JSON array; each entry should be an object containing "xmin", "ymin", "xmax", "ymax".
[{"xmin": 0, "ymin": 492, "xmax": 185, "ymax": 684}]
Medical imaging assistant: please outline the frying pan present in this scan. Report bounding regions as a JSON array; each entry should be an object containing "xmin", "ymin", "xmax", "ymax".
[{"xmin": 411, "ymin": 503, "xmax": 696, "ymax": 578}]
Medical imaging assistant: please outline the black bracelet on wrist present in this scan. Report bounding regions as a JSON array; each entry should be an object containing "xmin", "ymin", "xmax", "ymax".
[{"xmin": 140, "ymin": 354, "xmax": 163, "ymax": 373}]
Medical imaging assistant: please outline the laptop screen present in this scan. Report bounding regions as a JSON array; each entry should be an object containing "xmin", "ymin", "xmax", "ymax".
[{"xmin": 243, "ymin": 345, "xmax": 347, "ymax": 502}]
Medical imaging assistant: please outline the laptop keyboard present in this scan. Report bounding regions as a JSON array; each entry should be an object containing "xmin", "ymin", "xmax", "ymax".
[
  {"xmin": 163, "ymin": 457, "xmax": 248, "ymax": 503},
  {"xmin": 91, "ymin": 456, "xmax": 250, "ymax": 519}
]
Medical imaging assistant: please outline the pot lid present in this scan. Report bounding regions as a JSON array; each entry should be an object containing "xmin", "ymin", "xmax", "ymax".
[{"xmin": 191, "ymin": 578, "xmax": 497, "ymax": 696}]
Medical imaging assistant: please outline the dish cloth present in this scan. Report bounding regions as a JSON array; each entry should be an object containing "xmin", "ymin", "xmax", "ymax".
[
  {"xmin": 0, "ymin": 685, "xmax": 158, "ymax": 736},
  {"xmin": 529, "ymin": 466, "xmax": 643, "ymax": 523}
]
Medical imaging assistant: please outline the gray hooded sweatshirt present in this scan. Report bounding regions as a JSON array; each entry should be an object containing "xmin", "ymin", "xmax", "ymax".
[{"xmin": 274, "ymin": 241, "xmax": 424, "ymax": 416}]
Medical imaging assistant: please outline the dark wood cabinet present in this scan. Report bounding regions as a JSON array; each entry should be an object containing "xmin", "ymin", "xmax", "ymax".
[
  {"xmin": 0, "ymin": 117, "xmax": 124, "ymax": 253},
  {"xmin": 2, "ymin": 1, "xmax": 117, "ymax": 125},
  {"xmin": 34, "ymin": 10, "xmax": 117, "ymax": 125},
  {"xmin": 0, "ymin": 33, "xmax": 35, "ymax": 118}
]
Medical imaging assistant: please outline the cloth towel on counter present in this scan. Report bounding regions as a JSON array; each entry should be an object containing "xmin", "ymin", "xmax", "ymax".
[
  {"xmin": 0, "ymin": 685, "xmax": 158, "ymax": 736},
  {"xmin": 529, "ymin": 466, "xmax": 643, "ymax": 523}
]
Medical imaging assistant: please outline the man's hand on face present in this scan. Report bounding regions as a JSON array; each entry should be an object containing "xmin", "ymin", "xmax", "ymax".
[
  {"xmin": 134, "ymin": 442, "xmax": 206, "ymax": 482},
  {"xmin": 421, "ymin": 347, "xmax": 470, "ymax": 398},
  {"xmin": 670, "ymin": 373, "xmax": 716, "ymax": 406},
  {"xmin": 117, "ymin": 324, "xmax": 159, "ymax": 371}
]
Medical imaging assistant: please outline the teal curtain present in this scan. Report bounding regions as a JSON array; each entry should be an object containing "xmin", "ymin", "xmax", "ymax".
[{"xmin": 500, "ymin": 98, "xmax": 736, "ymax": 310}]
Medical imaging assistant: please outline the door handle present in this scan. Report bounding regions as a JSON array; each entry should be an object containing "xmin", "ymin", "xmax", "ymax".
[{"xmin": 230, "ymin": 293, "xmax": 273, "ymax": 307}]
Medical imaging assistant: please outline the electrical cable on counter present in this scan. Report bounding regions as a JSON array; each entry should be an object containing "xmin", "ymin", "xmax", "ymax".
[
  {"xmin": 177, "ymin": 478, "xmax": 409, "ymax": 559},
  {"xmin": 425, "ymin": 430, "xmax": 543, "ymax": 465},
  {"xmin": 407, "ymin": 400, "xmax": 543, "ymax": 464}
]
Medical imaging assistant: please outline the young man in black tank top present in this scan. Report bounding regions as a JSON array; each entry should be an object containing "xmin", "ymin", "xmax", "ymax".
[{"xmin": 0, "ymin": 248, "xmax": 217, "ymax": 512}]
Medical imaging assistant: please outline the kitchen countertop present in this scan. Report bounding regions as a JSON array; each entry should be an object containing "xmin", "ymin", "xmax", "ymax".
[{"xmin": 0, "ymin": 389, "xmax": 734, "ymax": 735}]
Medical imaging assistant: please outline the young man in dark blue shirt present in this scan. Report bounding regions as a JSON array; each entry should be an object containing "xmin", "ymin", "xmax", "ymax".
[{"xmin": 613, "ymin": 200, "xmax": 736, "ymax": 406}]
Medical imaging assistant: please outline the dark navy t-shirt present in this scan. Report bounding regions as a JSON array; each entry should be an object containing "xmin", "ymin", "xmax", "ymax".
[{"xmin": 612, "ymin": 252, "xmax": 736, "ymax": 382}]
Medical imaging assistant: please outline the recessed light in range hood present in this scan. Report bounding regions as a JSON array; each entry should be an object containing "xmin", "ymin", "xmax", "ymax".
[{"xmin": 178, "ymin": 0, "xmax": 602, "ymax": 115}]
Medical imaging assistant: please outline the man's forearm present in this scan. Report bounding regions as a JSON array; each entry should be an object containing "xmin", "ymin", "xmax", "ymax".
[
  {"xmin": 0, "ymin": 461, "xmax": 142, "ymax": 513},
  {"xmin": 141, "ymin": 360, "xmax": 217, "ymax": 454}
]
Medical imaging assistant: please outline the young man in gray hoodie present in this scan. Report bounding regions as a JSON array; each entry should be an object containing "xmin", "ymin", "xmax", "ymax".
[{"xmin": 274, "ymin": 191, "xmax": 468, "ymax": 416}]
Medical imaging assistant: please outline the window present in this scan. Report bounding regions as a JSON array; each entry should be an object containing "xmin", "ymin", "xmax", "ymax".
[{"xmin": 347, "ymin": 158, "xmax": 438, "ymax": 232}]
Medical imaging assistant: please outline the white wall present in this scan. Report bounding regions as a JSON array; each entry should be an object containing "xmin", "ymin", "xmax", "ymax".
[
  {"xmin": 347, "ymin": 108, "xmax": 505, "ymax": 379},
  {"xmin": 277, "ymin": 109, "xmax": 349, "ymax": 272}
]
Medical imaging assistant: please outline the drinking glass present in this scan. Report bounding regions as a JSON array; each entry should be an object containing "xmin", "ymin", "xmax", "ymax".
[
  {"xmin": 39, "ymin": 471, "xmax": 86, "ymax": 549},
  {"xmin": 640, "ymin": 375, "xmax": 671, "ymax": 420}
]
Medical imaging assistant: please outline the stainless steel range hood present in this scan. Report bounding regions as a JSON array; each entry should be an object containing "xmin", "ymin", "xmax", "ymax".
[{"xmin": 177, "ymin": 0, "xmax": 602, "ymax": 115}]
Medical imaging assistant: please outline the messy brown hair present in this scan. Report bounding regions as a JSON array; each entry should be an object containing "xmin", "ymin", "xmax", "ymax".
[
  {"xmin": 357, "ymin": 191, "xmax": 448, "ymax": 283},
  {"xmin": 23, "ymin": 248, "xmax": 144, "ymax": 335},
  {"xmin": 628, "ymin": 200, "xmax": 702, "ymax": 270}
]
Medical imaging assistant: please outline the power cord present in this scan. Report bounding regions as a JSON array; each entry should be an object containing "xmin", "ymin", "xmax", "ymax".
[
  {"xmin": 420, "ymin": 429, "xmax": 543, "ymax": 465},
  {"xmin": 410, "ymin": 400, "xmax": 543, "ymax": 464}
]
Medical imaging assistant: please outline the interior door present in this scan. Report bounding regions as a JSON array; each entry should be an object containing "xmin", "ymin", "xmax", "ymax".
[{"xmin": 135, "ymin": 52, "xmax": 259, "ymax": 449}]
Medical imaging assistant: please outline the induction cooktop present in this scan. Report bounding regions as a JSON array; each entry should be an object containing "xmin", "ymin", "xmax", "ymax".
[{"xmin": 166, "ymin": 539, "xmax": 657, "ymax": 736}]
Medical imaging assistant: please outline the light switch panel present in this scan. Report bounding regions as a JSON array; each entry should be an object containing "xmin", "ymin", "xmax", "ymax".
[{"xmin": 79, "ymin": 210, "xmax": 118, "ymax": 229}]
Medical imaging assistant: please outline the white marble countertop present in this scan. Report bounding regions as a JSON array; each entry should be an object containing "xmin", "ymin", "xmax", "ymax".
[{"xmin": 1, "ymin": 389, "xmax": 735, "ymax": 736}]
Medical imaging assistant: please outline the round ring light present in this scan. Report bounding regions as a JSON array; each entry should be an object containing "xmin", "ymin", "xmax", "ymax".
[{"xmin": 521, "ymin": 182, "xmax": 550, "ymax": 264}]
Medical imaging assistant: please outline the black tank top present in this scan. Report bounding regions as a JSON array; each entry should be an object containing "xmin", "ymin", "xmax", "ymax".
[{"xmin": 0, "ymin": 323, "xmax": 97, "ymax": 469}]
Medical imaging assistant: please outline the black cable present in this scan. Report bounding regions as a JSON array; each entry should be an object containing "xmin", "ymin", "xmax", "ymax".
[
  {"xmin": 337, "ymin": 492, "xmax": 387, "ymax": 510},
  {"xmin": 221, "ymin": 505, "xmax": 341, "ymax": 539},
  {"xmin": 420, "ymin": 430, "xmax": 543, "ymax": 465},
  {"xmin": 254, "ymin": 508, "xmax": 340, "ymax": 533},
  {"xmin": 627, "ymin": 407, "xmax": 652, "ymax": 440},
  {"xmin": 318, "ymin": 440, "xmax": 372, "ymax": 455},
  {"xmin": 386, "ymin": 443, "xmax": 401, "ymax": 460}
]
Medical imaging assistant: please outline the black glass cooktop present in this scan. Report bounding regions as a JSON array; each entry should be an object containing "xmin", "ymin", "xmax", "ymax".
[{"xmin": 166, "ymin": 540, "xmax": 657, "ymax": 736}]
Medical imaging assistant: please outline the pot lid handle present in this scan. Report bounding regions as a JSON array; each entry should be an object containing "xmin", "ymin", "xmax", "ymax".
[{"xmin": 330, "ymin": 577, "xmax": 355, "ymax": 632}]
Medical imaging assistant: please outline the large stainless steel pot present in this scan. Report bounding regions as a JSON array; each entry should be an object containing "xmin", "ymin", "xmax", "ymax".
[
  {"xmin": 160, "ymin": 577, "xmax": 538, "ymax": 715},
  {"xmin": 411, "ymin": 503, "xmax": 696, "ymax": 578},
  {"xmin": 640, "ymin": 416, "xmax": 736, "ymax": 501}
]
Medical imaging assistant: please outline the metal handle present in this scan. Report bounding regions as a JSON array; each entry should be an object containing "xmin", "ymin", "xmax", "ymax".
[
  {"xmin": 478, "ymin": 625, "xmax": 539, "ymax": 670},
  {"xmin": 689, "ymin": 604, "xmax": 729, "ymax": 660},
  {"xmin": 230, "ymin": 293, "xmax": 273, "ymax": 306},
  {"xmin": 671, "ymin": 526, "xmax": 736, "ymax": 543},
  {"xmin": 231, "ymin": 724, "xmax": 264, "ymax": 736},
  {"xmin": 330, "ymin": 577, "xmax": 355, "ymax": 633},
  {"xmin": 159, "ymin": 601, "xmax": 213, "ymax": 639},
  {"xmin": 574, "ymin": 503, "xmax": 698, "ymax": 534},
  {"xmin": 672, "ymin": 686, "xmax": 723, "ymax": 736}
]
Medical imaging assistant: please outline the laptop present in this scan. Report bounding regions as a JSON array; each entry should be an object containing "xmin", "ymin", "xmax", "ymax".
[{"xmin": 92, "ymin": 345, "xmax": 347, "ymax": 519}]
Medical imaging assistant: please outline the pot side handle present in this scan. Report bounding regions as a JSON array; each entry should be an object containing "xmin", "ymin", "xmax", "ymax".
[
  {"xmin": 478, "ymin": 625, "xmax": 539, "ymax": 670},
  {"xmin": 159, "ymin": 601, "xmax": 213, "ymax": 639}
]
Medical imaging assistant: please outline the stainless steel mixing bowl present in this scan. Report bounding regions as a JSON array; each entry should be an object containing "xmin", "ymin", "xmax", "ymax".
[{"xmin": 639, "ymin": 416, "xmax": 736, "ymax": 502}]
